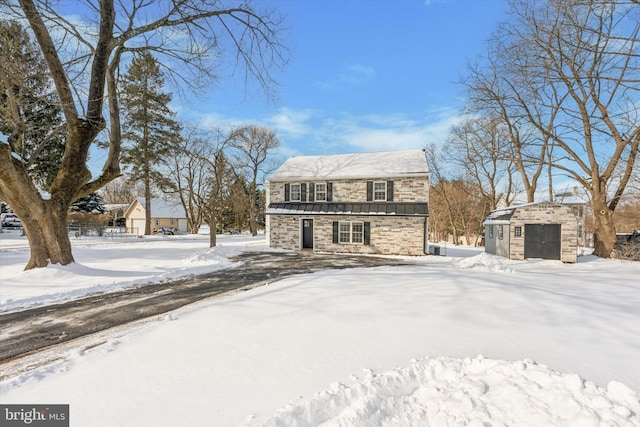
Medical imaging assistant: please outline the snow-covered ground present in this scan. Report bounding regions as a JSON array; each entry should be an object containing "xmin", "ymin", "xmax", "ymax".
[{"xmin": 1, "ymin": 229, "xmax": 639, "ymax": 426}]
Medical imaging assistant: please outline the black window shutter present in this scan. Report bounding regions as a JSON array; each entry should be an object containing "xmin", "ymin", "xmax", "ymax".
[
  {"xmin": 364, "ymin": 222, "xmax": 371, "ymax": 245},
  {"xmin": 366, "ymin": 181, "xmax": 373, "ymax": 201},
  {"xmin": 387, "ymin": 181, "xmax": 394, "ymax": 202},
  {"xmin": 301, "ymin": 183, "xmax": 307, "ymax": 202},
  {"xmin": 327, "ymin": 183, "xmax": 333, "ymax": 201},
  {"xmin": 284, "ymin": 183, "xmax": 290, "ymax": 202},
  {"xmin": 309, "ymin": 183, "xmax": 315, "ymax": 202},
  {"xmin": 332, "ymin": 221, "xmax": 339, "ymax": 243}
]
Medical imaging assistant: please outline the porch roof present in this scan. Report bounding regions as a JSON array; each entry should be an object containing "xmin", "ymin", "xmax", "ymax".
[{"xmin": 266, "ymin": 202, "xmax": 429, "ymax": 217}]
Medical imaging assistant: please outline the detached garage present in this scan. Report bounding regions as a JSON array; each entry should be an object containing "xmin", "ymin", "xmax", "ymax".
[{"xmin": 484, "ymin": 202, "xmax": 578, "ymax": 263}]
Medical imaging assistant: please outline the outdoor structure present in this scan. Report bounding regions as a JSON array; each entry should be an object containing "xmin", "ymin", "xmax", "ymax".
[
  {"xmin": 124, "ymin": 198, "xmax": 189, "ymax": 235},
  {"xmin": 104, "ymin": 203, "xmax": 129, "ymax": 227},
  {"xmin": 265, "ymin": 149, "xmax": 430, "ymax": 255},
  {"xmin": 483, "ymin": 202, "xmax": 578, "ymax": 263}
]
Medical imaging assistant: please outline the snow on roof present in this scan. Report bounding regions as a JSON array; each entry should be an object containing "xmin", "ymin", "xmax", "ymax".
[
  {"xmin": 267, "ymin": 149, "xmax": 429, "ymax": 181},
  {"xmin": 133, "ymin": 198, "xmax": 186, "ymax": 218},
  {"xmin": 104, "ymin": 203, "xmax": 130, "ymax": 212},
  {"xmin": 485, "ymin": 208, "xmax": 516, "ymax": 223},
  {"xmin": 484, "ymin": 201, "xmax": 574, "ymax": 224}
]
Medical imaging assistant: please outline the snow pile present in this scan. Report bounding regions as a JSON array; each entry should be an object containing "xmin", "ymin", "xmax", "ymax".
[
  {"xmin": 454, "ymin": 252, "xmax": 519, "ymax": 273},
  {"xmin": 252, "ymin": 356, "xmax": 640, "ymax": 427}
]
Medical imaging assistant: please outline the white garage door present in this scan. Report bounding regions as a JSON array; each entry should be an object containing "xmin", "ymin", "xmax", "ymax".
[{"xmin": 131, "ymin": 219, "xmax": 145, "ymax": 236}]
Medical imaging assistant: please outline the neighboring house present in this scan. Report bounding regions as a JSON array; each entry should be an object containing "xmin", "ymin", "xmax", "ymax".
[
  {"xmin": 124, "ymin": 198, "xmax": 189, "ymax": 235},
  {"xmin": 483, "ymin": 201, "xmax": 578, "ymax": 263},
  {"xmin": 265, "ymin": 149, "xmax": 430, "ymax": 255},
  {"xmin": 104, "ymin": 203, "xmax": 130, "ymax": 227}
]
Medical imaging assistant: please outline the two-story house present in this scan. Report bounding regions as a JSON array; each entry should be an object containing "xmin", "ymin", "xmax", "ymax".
[{"xmin": 265, "ymin": 149, "xmax": 430, "ymax": 255}]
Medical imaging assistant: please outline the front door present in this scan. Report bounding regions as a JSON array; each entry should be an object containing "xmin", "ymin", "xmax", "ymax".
[{"xmin": 302, "ymin": 219, "xmax": 314, "ymax": 249}]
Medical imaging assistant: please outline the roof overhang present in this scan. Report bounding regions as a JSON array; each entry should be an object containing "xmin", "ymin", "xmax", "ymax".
[{"xmin": 266, "ymin": 202, "xmax": 428, "ymax": 217}]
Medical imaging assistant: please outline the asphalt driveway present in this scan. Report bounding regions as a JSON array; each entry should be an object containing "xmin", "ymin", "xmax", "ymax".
[{"xmin": 0, "ymin": 251, "xmax": 412, "ymax": 378}]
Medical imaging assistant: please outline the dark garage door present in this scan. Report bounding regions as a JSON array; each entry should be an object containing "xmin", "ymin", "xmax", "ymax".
[{"xmin": 524, "ymin": 224, "xmax": 561, "ymax": 260}]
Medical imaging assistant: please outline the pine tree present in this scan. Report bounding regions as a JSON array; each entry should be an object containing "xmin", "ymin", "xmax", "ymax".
[
  {"xmin": 0, "ymin": 20, "xmax": 65, "ymax": 190},
  {"xmin": 120, "ymin": 52, "xmax": 180, "ymax": 235},
  {"xmin": 71, "ymin": 193, "xmax": 106, "ymax": 214}
]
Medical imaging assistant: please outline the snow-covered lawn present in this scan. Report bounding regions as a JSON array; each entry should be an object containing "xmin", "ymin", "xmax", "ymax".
[{"xmin": 1, "ymin": 229, "xmax": 639, "ymax": 426}]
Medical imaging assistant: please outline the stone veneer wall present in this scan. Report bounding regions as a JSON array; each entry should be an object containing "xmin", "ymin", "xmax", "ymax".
[
  {"xmin": 269, "ymin": 215, "xmax": 427, "ymax": 256},
  {"xmin": 509, "ymin": 204, "xmax": 578, "ymax": 263},
  {"xmin": 268, "ymin": 176, "xmax": 429, "ymax": 203}
]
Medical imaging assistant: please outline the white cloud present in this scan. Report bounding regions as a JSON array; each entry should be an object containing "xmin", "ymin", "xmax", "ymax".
[
  {"xmin": 180, "ymin": 105, "xmax": 465, "ymax": 161},
  {"xmin": 315, "ymin": 63, "xmax": 376, "ymax": 90},
  {"xmin": 265, "ymin": 107, "xmax": 315, "ymax": 137},
  {"xmin": 315, "ymin": 109, "xmax": 465, "ymax": 153}
]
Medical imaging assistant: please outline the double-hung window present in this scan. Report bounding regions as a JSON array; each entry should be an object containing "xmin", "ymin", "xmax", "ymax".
[
  {"xmin": 339, "ymin": 222, "xmax": 351, "ymax": 243},
  {"xmin": 351, "ymin": 222, "xmax": 364, "ymax": 244},
  {"xmin": 290, "ymin": 183, "xmax": 301, "ymax": 202},
  {"xmin": 315, "ymin": 183, "xmax": 327, "ymax": 202},
  {"xmin": 373, "ymin": 181, "xmax": 387, "ymax": 201},
  {"xmin": 339, "ymin": 221, "xmax": 364, "ymax": 244}
]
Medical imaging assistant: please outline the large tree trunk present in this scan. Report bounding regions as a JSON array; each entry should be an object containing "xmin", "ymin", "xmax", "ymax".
[
  {"xmin": 591, "ymin": 195, "xmax": 616, "ymax": 258},
  {"xmin": 22, "ymin": 206, "xmax": 73, "ymax": 269}
]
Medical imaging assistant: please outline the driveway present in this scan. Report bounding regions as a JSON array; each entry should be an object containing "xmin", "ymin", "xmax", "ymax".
[{"xmin": 0, "ymin": 251, "xmax": 413, "ymax": 379}]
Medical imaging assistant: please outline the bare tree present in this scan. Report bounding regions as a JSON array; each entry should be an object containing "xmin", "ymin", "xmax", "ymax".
[
  {"xmin": 99, "ymin": 177, "xmax": 135, "ymax": 204},
  {"xmin": 229, "ymin": 125, "xmax": 280, "ymax": 236},
  {"xmin": 0, "ymin": 0, "xmax": 288, "ymax": 269},
  {"xmin": 463, "ymin": 50, "xmax": 557, "ymax": 204},
  {"xmin": 443, "ymin": 115, "xmax": 519, "ymax": 210},
  {"xmin": 165, "ymin": 127, "xmax": 209, "ymax": 234},
  {"xmin": 466, "ymin": 0, "xmax": 639, "ymax": 258},
  {"xmin": 165, "ymin": 126, "xmax": 231, "ymax": 238},
  {"xmin": 203, "ymin": 144, "xmax": 233, "ymax": 248}
]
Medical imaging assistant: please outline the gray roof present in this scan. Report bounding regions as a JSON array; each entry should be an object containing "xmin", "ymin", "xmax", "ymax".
[
  {"xmin": 484, "ymin": 201, "xmax": 571, "ymax": 224},
  {"xmin": 134, "ymin": 198, "xmax": 186, "ymax": 218},
  {"xmin": 267, "ymin": 149, "xmax": 430, "ymax": 182},
  {"xmin": 266, "ymin": 202, "xmax": 429, "ymax": 217}
]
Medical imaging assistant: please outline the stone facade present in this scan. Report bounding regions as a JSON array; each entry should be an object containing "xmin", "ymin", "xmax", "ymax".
[
  {"xmin": 484, "ymin": 202, "xmax": 578, "ymax": 263},
  {"xmin": 268, "ymin": 177, "xmax": 429, "ymax": 204},
  {"xmin": 269, "ymin": 214, "xmax": 428, "ymax": 256},
  {"xmin": 266, "ymin": 176, "xmax": 430, "ymax": 256}
]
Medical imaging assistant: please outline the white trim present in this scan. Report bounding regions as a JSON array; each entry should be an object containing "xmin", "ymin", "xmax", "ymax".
[
  {"xmin": 314, "ymin": 182, "xmax": 327, "ymax": 202},
  {"xmin": 373, "ymin": 181, "xmax": 387, "ymax": 201},
  {"xmin": 338, "ymin": 221, "xmax": 364, "ymax": 245},
  {"xmin": 290, "ymin": 183, "xmax": 302, "ymax": 202}
]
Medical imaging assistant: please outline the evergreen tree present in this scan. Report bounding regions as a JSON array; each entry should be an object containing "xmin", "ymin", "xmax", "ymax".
[
  {"xmin": 0, "ymin": 20, "xmax": 65, "ymax": 190},
  {"xmin": 120, "ymin": 52, "xmax": 180, "ymax": 235},
  {"xmin": 71, "ymin": 192, "xmax": 106, "ymax": 214}
]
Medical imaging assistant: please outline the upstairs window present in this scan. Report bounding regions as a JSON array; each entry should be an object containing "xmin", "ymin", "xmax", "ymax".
[
  {"xmin": 367, "ymin": 180, "xmax": 393, "ymax": 202},
  {"xmin": 373, "ymin": 181, "xmax": 387, "ymax": 201},
  {"xmin": 290, "ymin": 183, "xmax": 301, "ymax": 202},
  {"xmin": 315, "ymin": 183, "xmax": 327, "ymax": 202}
]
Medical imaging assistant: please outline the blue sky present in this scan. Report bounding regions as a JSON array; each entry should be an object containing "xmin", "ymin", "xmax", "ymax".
[{"xmin": 179, "ymin": 0, "xmax": 509, "ymax": 160}]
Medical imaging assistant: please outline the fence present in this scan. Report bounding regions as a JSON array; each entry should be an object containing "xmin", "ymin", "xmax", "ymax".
[{"xmin": 68, "ymin": 226, "xmax": 139, "ymax": 238}]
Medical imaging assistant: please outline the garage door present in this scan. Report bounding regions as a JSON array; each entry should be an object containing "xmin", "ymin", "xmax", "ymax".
[
  {"xmin": 131, "ymin": 219, "xmax": 145, "ymax": 236},
  {"xmin": 524, "ymin": 224, "xmax": 561, "ymax": 260}
]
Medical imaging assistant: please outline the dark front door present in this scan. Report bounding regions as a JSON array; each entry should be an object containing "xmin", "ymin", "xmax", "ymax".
[
  {"xmin": 524, "ymin": 224, "xmax": 561, "ymax": 260},
  {"xmin": 302, "ymin": 219, "xmax": 314, "ymax": 249}
]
